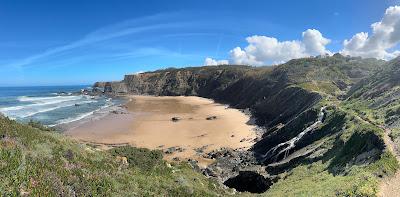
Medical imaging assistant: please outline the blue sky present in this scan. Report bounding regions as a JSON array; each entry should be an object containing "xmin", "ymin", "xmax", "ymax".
[{"xmin": 0, "ymin": 0, "xmax": 399, "ymax": 86}]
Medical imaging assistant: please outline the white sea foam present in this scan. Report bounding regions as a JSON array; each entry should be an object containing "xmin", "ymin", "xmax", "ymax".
[
  {"xmin": 51, "ymin": 104, "xmax": 112, "ymax": 126},
  {"xmin": 1, "ymin": 96, "xmax": 83, "ymax": 112},
  {"xmin": 18, "ymin": 95, "xmax": 81, "ymax": 103},
  {"xmin": 0, "ymin": 98, "xmax": 97, "ymax": 118}
]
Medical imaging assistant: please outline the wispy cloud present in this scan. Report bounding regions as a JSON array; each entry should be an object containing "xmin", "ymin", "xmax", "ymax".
[{"xmin": 4, "ymin": 12, "xmax": 195, "ymax": 69}]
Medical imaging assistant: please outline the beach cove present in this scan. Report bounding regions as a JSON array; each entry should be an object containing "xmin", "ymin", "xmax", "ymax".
[{"xmin": 65, "ymin": 95, "xmax": 257, "ymax": 166}]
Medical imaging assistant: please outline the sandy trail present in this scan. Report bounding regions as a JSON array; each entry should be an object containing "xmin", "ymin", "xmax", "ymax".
[
  {"xmin": 336, "ymin": 106, "xmax": 400, "ymax": 197},
  {"xmin": 378, "ymin": 128, "xmax": 400, "ymax": 197},
  {"xmin": 65, "ymin": 95, "xmax": 257, "ymax": 166}
]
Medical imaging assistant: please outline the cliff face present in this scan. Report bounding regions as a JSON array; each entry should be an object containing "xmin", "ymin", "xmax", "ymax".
[
  {"xmin": 93, "ymin": 81, "xmax": 127, "ymax": 94},
  {"xmin": 91, "ymin": 56, "xmax": 398, "ymax": 196},
  {"xmin": 93, "ymin": 56, "xmax": 384, "ymax": 159},
  {"xmin": 122, "ymin": 66, "xmax": 251, "ymax": 96},
  {"xmin": 120, "ymin": 66, "xmax": 321, "ymax": 128}
]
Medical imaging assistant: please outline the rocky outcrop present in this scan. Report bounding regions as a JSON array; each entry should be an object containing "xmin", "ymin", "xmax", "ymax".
[
  {"xmin": 122, "ymin": 66, "xmax": 251, "ymax": 96},
  {"xmin": 93, "ymin": 81, "xmax": 127, "ymax": 94}
]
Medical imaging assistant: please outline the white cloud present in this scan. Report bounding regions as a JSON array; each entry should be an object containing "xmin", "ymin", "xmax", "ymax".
[
  {"xmin": 204, "ymin": 57, "xmax": 229, "ymax": 66},
  {"xmin": 229, "ymin": 29, "xmax": 331, "ymax": 65},
  {"xmin": 134, "ymin": 71, "xmax": 144, "ymax": 75},
  {"xmin": 3, "ymin": 13, "xmax": 189, "ymax": 69},
  {"xmin": 302, "ymin": 29, "xmax": 331, "ymax": 55},
  {"xmin": 342, "ymin": 6, "xmax": 400, "ymax": 60}
]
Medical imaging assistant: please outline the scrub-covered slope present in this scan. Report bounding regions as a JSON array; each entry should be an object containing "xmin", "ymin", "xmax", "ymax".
[{"xmin": 0, "ymin": 118, "xmax": 228, "ymax": 196}]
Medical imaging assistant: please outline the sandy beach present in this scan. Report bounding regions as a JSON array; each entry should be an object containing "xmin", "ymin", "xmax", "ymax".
[{"xmin": 65, "ymin": 95, "xmax": 257, "ymax": 166}]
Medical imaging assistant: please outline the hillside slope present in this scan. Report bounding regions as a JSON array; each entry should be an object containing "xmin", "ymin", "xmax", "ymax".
[
  {"xmin": 92, "ymin": 55, "xmax": 399, "ymax": 196},
  {"xmin": 346, "ymin": 57, "xmax": 400, "ymax": 145},
  {"xmin": 0, "ymin": 118, "xmax": 229, "ymax": 196}
]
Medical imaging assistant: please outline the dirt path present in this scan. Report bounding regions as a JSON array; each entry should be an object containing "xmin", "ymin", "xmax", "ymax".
[
  {"xmin": 349, "ymin": 111, "xmax": 400, "ymax": 197},
  {"xmin": 378, "ymin": 127, "xmax": 400, "ymax": 197}
]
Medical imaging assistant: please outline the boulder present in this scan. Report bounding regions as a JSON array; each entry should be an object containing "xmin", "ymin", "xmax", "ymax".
[
  {"xmin": 172, "ymin": 157, "xmax": 180, "ymax": 162},
  {"xmin": 203, "ymin": 168, "xmax": 217, "ymax": 177},
  {"xmin": 206, "ymin": 116, "xmax": 217, "ymax": 120},
  {"xmin": 165, "ymin": 147, "xmax": 177, "ymax": 154},
  {"xmin": 171, "ymin": 117, "xmax": 181, "ymax": 122}
]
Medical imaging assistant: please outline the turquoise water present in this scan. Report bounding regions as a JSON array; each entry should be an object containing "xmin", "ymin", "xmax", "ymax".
[{"xmin": 0, "ymin": 86, "xmax": 120, "ymax": 126}]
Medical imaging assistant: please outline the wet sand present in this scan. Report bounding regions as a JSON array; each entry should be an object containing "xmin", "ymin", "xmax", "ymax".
[{"xmin": 65, "ymin": 95, "xmax": 257, "ymax": 166}]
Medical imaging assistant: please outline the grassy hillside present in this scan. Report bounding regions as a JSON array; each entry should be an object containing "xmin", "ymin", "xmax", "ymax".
[
  {"xmin": 346, "ymin": 57, "xmax": 400, "ymax": 147},
  {"xmin": 0, "ymin": 118, "xmax": 228, "ymax": 196},
  {"xmin": 262, "ymin": 105, "xmax": 399, "ymax": 196}
]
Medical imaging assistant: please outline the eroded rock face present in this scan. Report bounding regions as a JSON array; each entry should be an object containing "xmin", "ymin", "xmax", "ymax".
[
  {"xmin": 100, "ymin": 66, "xmax": 321, "ymax": 131},
  {"xmin": 93, "ymin": 81, "xmax": 127, "ymax": 94},
  {"xmin": 224, "ymin": 171, "xmax": 272, "ymax": 193}
]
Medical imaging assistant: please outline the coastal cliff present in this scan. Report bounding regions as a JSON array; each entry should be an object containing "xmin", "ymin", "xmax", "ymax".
[
  {"xmin": 91, "ymin": 55, "xmax": 400, "ymax": 195},
  {"xmin": 95, "ymin": 65, "xmax": 323, "ymax": 128},
  {"xmin": 94, "ymin": 55, "xmax": 382, "ymax": 130}
]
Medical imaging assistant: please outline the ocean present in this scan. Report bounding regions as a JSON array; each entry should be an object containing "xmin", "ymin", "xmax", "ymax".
[{"xmin": 0, "ymin": 85, "xmax": 121, "ymax": 126}]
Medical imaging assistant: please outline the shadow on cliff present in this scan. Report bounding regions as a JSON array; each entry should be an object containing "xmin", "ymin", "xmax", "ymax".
[{"xmin": 261, "ymin": 111, "xmax": 385, "ymax": 177}]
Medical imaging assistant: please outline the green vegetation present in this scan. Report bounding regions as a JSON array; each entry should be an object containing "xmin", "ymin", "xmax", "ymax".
[
  {"xmin": 0, "ymin": 117, "xmax": 227, "ymax": 196},
  {"xmin": 296, "ymin": 81, "xmax": 340, "ymax": 95},
  {"xmin": 263, "ymin": 107, "xmax": 399, "ymax": 197}
]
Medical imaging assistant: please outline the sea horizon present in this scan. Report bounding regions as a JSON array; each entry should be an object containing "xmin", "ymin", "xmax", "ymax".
[{"xmin": 0, "ymin": 84, "xmax": 91, "ymax": 88}]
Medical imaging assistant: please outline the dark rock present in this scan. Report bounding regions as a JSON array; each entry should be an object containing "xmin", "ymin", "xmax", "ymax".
[
  {"xmin": 164, "ymin": 146, "xmax": 184, "ymax": 154},
  {"xmin": 164, "ymin": 147, "xmax": 177, "ymax": 154},
  {"xmin": 172, "ymin": 157, "xmax": 180, "ymax": 161},
  {"xmin": 203, "ymin": 168, "xmax": 217, "ymax": 177},
  {"xmin": 233, "ymin": 166, "xmax": 240, "ymax": 172},
  {"xmin": 171, "ymin": 117, "xmax": 181, "ymax": 122},
  {"xmin": 206, "ymin": 116, "xmax": 217, "ymax": 120},
  {"xmin": 176, "ymin": 147, "xmax": 185, "ymax": 152},
  {"xmin": 224, "ymin": 171, "xmax": 272, "ymax": 193},
  {"xmin": 194, "ymin": 145, "xmax": 209, "ymax": 154},
  {"xmin": 188, "ymin": 159, "xmax": 201, "ymax": 172}
]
